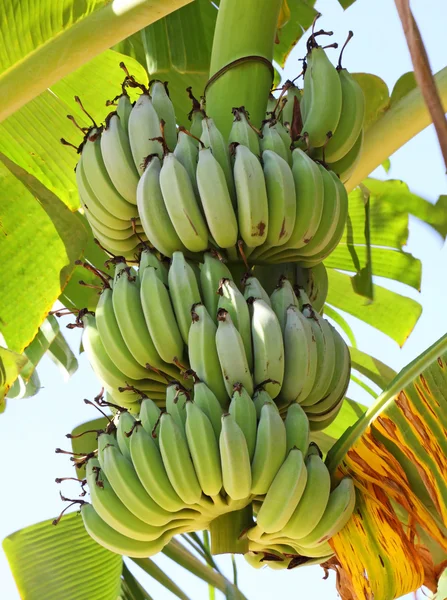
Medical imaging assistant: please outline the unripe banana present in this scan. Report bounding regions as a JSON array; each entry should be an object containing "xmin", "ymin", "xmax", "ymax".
[
  {"xmin": 200, "ymin": 253, "xmax": 233, "ymax": 322},
  {"xmin": 168, "ymin": 251, "xmax": 202, "ymax": 345},
  {"xmin": 251, "ymin": 402, "xmax": 287, "ymax": 495},
  {"xmin": 88, "ymin": 225, "xmax": 141, "ymax": 255},
  {"xmin": 260, "ymin": 122, "xmax": 291, "ymax": 164},
  {"xmin": 217, "ymin": 278, "xmax": 253, "ymax": 370},
  {"xmin": 281, "ymin": 454, "xmax": 331, "ymax": 540},
  {"xmin": 270, "ymin": 276, "xmax": 299, "ymax": 334},
  {"xmin": 137, "ymin": 156, "xmax": 186, "ymax": 257},
  {"xmin": 299, "ymin": 305, "xmax": 336, "ymax": 407},
  {"xmin": 297, "ymin": 164, "xmax": 341, "ymax": 259},
  {"xmin": 130, "ymin": 422, "xmax": 188, "ymax": 512},
  {"xmin": 173, "ymin": 130, "xmax": 199, "ymax": 196},
  {"xmin": 282, "ymin": 83, "xmax": 301, "ymax": 127},
  {"xmin": 139, "ymin": 249, "xmax": 169, "ymax": 286},
  {"xmin": 188, "ymin": 304, "xmax": 228, "ymax": 407},
  {"xmin": 100, "ymin": 113, "xmax": 140, "ymax": 204},
  {"xmin": 250, "ymin": 299, "xmax": 284, "ymax": 399},
  {"xmin": 285, "ymin": 403, "xmax": 310, "ymax": 456},
  {"xmin": 150, "ymin": 80, "xmax": 178, "ymax": 151},
  {"xmin": 196, "ymin": 148, "xmax": 239, "ymax": 249},
  {"xmin": 116, "ymin": 411, "xmax": 136, "ymax": 460},
  {"xmin": 160, "ymin": 153, "xmax": 209, "ymax": 253},
  {"xmin": 116, "ymin": 93, "xmax": 132, "ymax": 132},
  {"xmin": 266, "ymin": 93, "xmax": 277, "ymax": 117},
  {"xmin": 165, "ymin": 382, "xmax": 188, "ymax": 437},
  {"xmin": 243, "ymin": 276, "xmax": 271, "ymax": 306},
  {"xmin": 139, "ymin": 398, "xmax": 161, "ymax": 443},
  {"xmin": 229, "ymin": 384, "xmax": 257, "ymax": 460},
  {"xmin": 279, "ymin": 304, "xmax": 318, "ymax": 405},
  {"xmin": 215, "ymin": 309, "xmax": 253, "ymax": 398},
  {"xmin": 271, "ymin": 120, "xmax": 293, "ymax": 157},
  {"xmin": 219, "ymin": 413, "xmax": 252, "ymax": 500},
  {"xmin": 128, "ymin": 93, "xmax": 163, "ymax": 174},
  {"xmin": 233, "ymin": 144, "xmax": 269, "ymax": 248},
  {"xmin": 324, "ymin": 68, "xmax": 365, "ymax": 163},
  {"xmin": 192, "ymin": 381, "xmax": 223, "ymax": 438},
  {"xmin": 294, "ymin": 478, "xmax": 356, "ymax": 547},
  {"xmin": 159, "ymin": 412, "xmax": 203, "ymax": 505},
  {"xmin": 253, "ymin": 388, "xmax": 279, "ymax": 419},
  {"xmin": 140, "ymin": 266, "xmax": 184, "ymax": 364},
  {"xmin": 301, "ymin": 46, "xmax": 342, "ymax": 147},
  {"xmin": 256, "ymin": 449, "xmax": 307, "ymax": 534},
  {"xmin": 261, "ymin": 150, "xmax": 296, "ymax": 250},
  {"xmin": 327, "ymin": 130, "xmax": 363, "ymax": 183},
  {"xmin": 81, "ymin": 128, "xmax": 137, "ymax": 220},
  {"xmin": 95, "ymin": 287, "xmax": 151, "ymax": 381},
  {"xmin": 201, "ymin": 117, "xmax": 236, "ymax": 205},
  {"xmin": 185, "ymin": 401, "xmax": 223, "ymax": 497},
  {"xmin": 84, "ymin": 210, "xmax": 138, "ymax": 241},
  {"xmin": 228, "ymin": 107, "xmax": 260, "ymax": 156}
]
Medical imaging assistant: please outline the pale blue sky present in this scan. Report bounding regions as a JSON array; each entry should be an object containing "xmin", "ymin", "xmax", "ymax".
[{"xmin": 1, "ymin": 0, "xmax": 446, "ymax": 598}]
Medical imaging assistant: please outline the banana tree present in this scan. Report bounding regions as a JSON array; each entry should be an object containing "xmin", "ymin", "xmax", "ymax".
[{"xmin": 1, "ymin": 0, "xmax": 447, "ymax": 598}]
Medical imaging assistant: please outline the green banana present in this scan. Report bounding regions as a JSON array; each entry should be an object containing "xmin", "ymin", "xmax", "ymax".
[
  {"xmin": 269, "ymin": 276, "xmax": 299, "ymax": 334},
  {"xmin": 201, "ymin": 117, "xmax": 236, "ymax": 205},
  {"xmin": 215, "ymin": 308, "xmax": 253, "ymax": 398},
  {"xmin": 165, "ymin": 382, "xmax": 188, "ymax": 436},
  {"xmin": 139, "ymin": 397, "xmax": 161, "ymax": 443},
  {"xmin": 185, "ymin": 401, "xmax": 223, "ymax": 497},
  {"xmin": 327, "ymin": 129, "xmax": 363, "ymax": 183},
  {"xmin": 139, "ymin": 249, "xmax": 169, "ymax": 285},
  {"xmin": 301, "ymin": 45, "xmax": 342, "ymax": 147},
  {"xmin": 282, "ymin": 83, "xmax": 301, "ymax": 127},
  {"xmin": 83, "ymin": 210, "xmax": 138, "ymax": 241},
  {"xmin": 251, "ymin": 298, "xmax": 284, "ymax": 399},
  {"xmin": 196, "ymin": 147, "xmax": 239, "ymax": 249},
  {"xmin": 129, "ymin": 422, "xmax": 189, "ymax": 512},
  {"xmin": 200, "ymin": 253, "xmax": 233, "ymax": 322},
  {"xmin": 168, "ymin": 251, "xmax": 202, "ymax": 345},
  {"xmin": 128, "ymin": 92, "xmax": 163, "ymax": 174},
  {"xmin": 86, "ymin": 457, "xmax": 166, "ymax": 541},
  {"xmin": 253, "ymin": 388, "xmax": 279, "ymax": 419},
  {"xmin": 81, "ymin": 128, "xmax": 137, "ymax": 220},
  {"xmin": 159, "ymin": 412, "xmax": 203, "ymax": 505},
  {"xmin": 295, "ymin": 478, "xmax": 356, "ymax": 547},
  {"xmin": 136, "ymin": 156, "xmax": 186, "ymax": 257},
  {"xmin": 96, "ymin": 287, "xmax": 151, "ymax": 381},
  {"xmin": 299, "ymin": 305, "xmax": 336, "ymax": 407},
  {"xmin": 233, "ymin": 144, "xmax": 269, "ymax": 248},
  {"xmin": 140, "ymin": 266, "xmax": 184, "ymax": 365},
  {"xmin": 160, "ymin": 153, "xmax": 209, "ymax": 253},
  {"xmin": 100, "ymin": 112, "xmax": 139, "ymax": 204},
  {"xmin": 261, "ymin": 149, "xmax": 296, "ymax": 250},
  {"xmin": 256, "ymin": 448, "xmax": 307, "ymax": 534},
  {"xmin": 116, "ymin": 411, "xmax": 136, "ymax": 460},
  {"xmin": 219, "ymin": 413, "xmax": 252, "ymax": 500},
  {"xmin": 116, "ymin": 93, "xmax": 132, "ymax": 132},
  {"xmin": 191, "ymin": 381, "xmax": 223, "ymax": 438},
  {"xmin": 88, "ymin": 224, "xmax": 141, "ymax": 254},
  {"xmin": 243, "ymin": 276, "xmax": 271, "ymax": 306},
  {"xmin": 150, "ymin": 80, "xmax": 178, "ymax": 151},
  {"xmin": 112, "ymin": 262, "xmax": 177, "ymax": 379},
  {"xmin": 251, "ymin": 402, "xmax": 287, "ymax": 495},
  {"xmin": 217, "ymin": 278, "xmax": 253, "ymax": 370},
  {"xmin": 173, "ymin": 130, "xmax": 199, "ymax": 196},
  {"xmin": 285, "ymin": 403, "xmax": 310, "ymax": 456},
  {"xmin": 260, "ymin": 122, "xmax": 291, "ymax": 164},
  {"xmin": 228, "ymin": 107, "xmax": 260, "ymax": 156},
  {"xmin": 229, "ymin": 384, "xmax": 257, "ymax": 460},
  {"xmin": 324, "ymin": 68, "xmax": 365, "ymax": 163},
  {"xmin": 188, "ymin": 303, "xmax": 228, "ymax": 407},
  {"xmin": 279, "ymin": 304, "xmax": 318, "ymax": 405},
  {"xmin": 281, "ymin": 454, "xmax": 331, "ymax": 540}
]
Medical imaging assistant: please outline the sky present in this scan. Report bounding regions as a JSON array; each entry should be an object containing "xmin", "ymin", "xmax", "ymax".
[{"xmin": 0, "ymin": 0, "xmax": 446, "ymax": 598}]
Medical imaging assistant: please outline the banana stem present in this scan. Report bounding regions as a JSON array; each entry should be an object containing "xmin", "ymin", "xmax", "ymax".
[
  {"xmin": 209, "ymin": 504, "xmax": 254, "ymax": 555},
  {"xmin": 206, "ymin": 0, "xmax": 283, "ymax": 138},
  {"xmin": 345, "ymin": 65, "xmax": 447, "ymax": 191}
]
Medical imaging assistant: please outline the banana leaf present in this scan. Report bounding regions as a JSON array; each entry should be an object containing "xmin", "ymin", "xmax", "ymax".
[{"xmin": 324, "ymin": 333, "xmax": 447, "ymax": 600}]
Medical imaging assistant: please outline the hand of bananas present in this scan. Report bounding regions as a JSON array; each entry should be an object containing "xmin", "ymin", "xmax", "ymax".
[
  {"xmin": 78, "ymin": 250, "xmax": 350, "ymax": 428},
  {"xmin": 72, "ymin": 29, "xmax": 363, "ymax": 267},
  {"xmin": 66, "ymin": 390, "xmax": 355, "ymax": 565}
]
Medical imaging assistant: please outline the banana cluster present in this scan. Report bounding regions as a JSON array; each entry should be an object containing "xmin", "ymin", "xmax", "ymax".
[
  {"xmin": 81, "ymin": 250, "xmax": 350, "ymax": 426},
  {"xmin": 79, "ymin": 389, "xmax": 355, "ymax": 562},
  {"xmin": 75, "ymin": 63, "xmax": 354, "ymax": 266}
]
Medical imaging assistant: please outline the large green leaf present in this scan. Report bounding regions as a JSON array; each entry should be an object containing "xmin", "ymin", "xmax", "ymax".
[
  {"xmin": 3, "ymin": 511, "xmax": 123, "ymax": 599},
  {"xmin": 273, "ymin": 0, "xmax": 317, "ymax": 68},
  {"xmin": 0, "ymin": 157, "xmax": 88, "ymax": 353},
  {"xmin": 0, "ymin": 0, "xmax": 193, "ymax": 123}
]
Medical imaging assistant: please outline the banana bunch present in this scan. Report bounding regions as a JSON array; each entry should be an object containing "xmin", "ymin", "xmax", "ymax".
[
  {"xmin": 80, "ymin": 249, "xmax": 349, "ymax": 424},
  {"xmin": 77, "ymin": 389, "xmax": 355, "ymax": 561}
]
